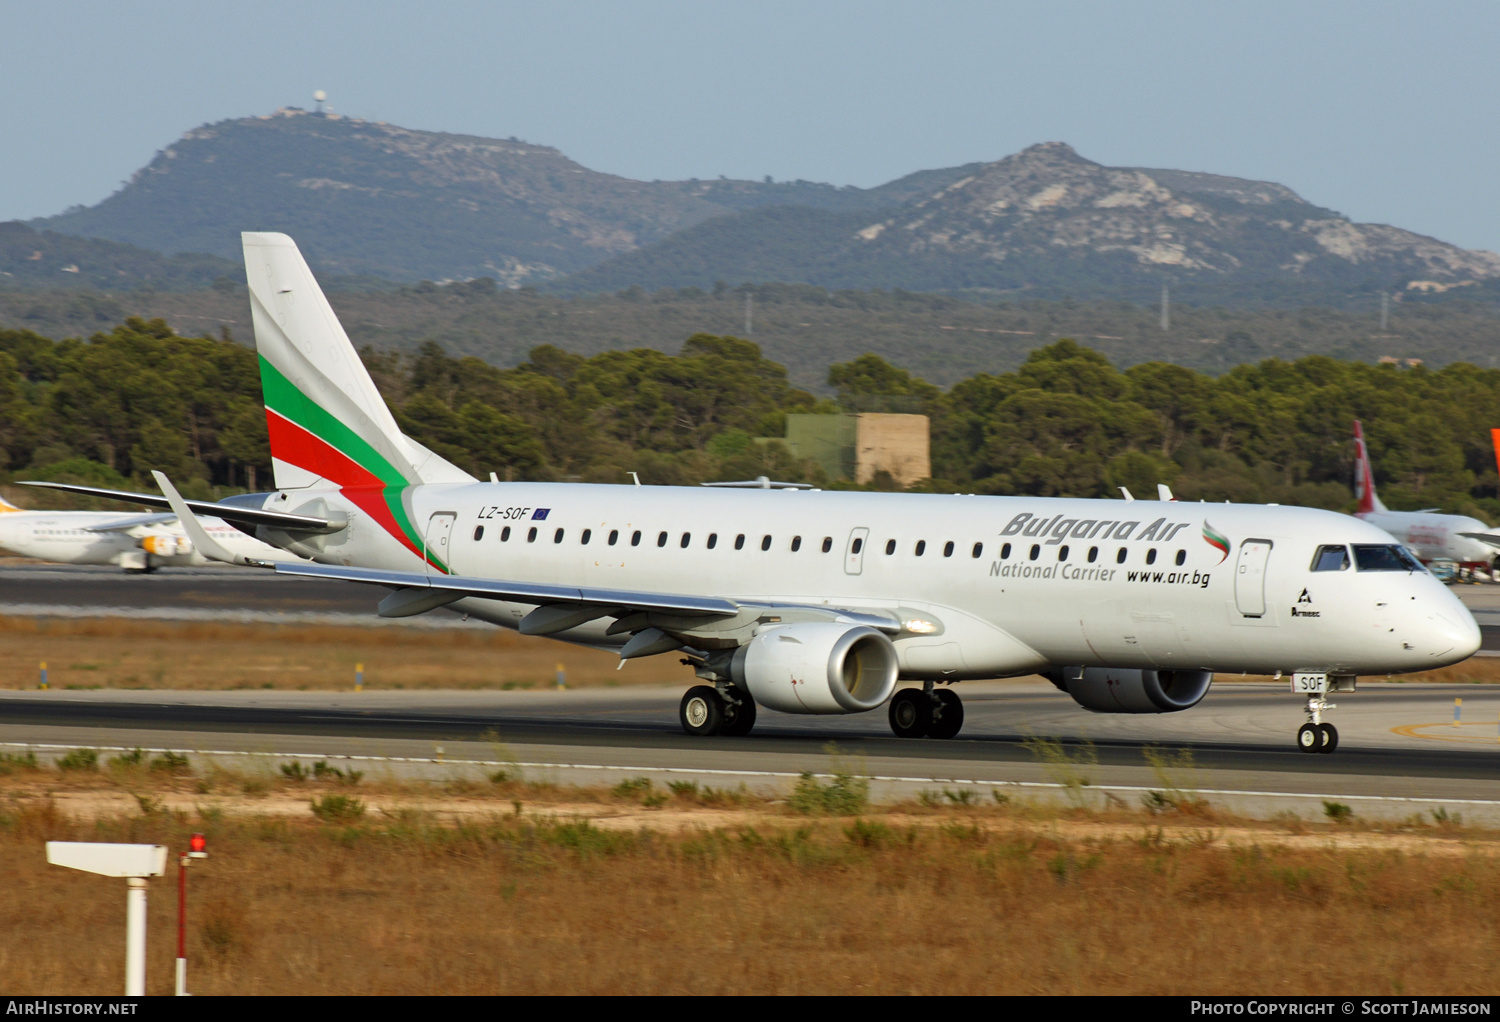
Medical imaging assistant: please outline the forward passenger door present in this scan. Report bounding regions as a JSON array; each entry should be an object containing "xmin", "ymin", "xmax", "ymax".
[{"xmin": 1234, "ymin": 539, "xmax": 1273, "ymax": 617}]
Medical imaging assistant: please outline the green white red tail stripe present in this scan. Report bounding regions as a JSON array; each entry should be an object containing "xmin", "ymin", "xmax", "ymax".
[
  {"xmin": 259, "ymin": 356, "xmax": 449, "ymax": 572},
  {"xmin": 1202, "ymin": 521, "xmax": 1230, "ymax": 563}
]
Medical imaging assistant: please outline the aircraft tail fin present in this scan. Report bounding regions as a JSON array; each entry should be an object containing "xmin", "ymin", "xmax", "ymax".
[
  {"xmin": 241, "ymin": 232, "xmax": 474, "ymax": 492},
  {"xmin": 1491, "ymin": 428, "xmax": 1500, "ymax": 484},
  {"xmin": 0, "ymin": 495, "xmax": 23, "ymax": 513},
  {"xmin": 1353, "ymin": 420, "xmax": 1387, "ymax": 514}
]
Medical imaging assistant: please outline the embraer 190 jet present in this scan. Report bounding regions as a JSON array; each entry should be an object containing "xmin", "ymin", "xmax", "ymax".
[{"xmin": 31, "ymin": 234, "xmax": 1483, "ymax": 754}]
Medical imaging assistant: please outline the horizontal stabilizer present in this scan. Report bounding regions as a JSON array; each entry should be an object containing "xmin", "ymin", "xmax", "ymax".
[
  {"xmin": 701, "ymin": 477, "xmax": 815, "ymax": 490},
  {"xmin": 20, "ymin": 481, "xmax": 343, "ymax": 533}
]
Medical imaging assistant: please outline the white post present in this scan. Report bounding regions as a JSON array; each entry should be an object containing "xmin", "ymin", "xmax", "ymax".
[
  {"xmin": 125, "ymin": 877, "xmax": 147, "ymax": 996},
  {"xmin": 175, "ymin": 957, "xmax": 186, "ymax": 997}
]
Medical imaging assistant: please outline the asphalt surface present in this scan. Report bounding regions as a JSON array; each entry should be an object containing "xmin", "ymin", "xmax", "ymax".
[{"xmin": 0, "ymin": 564, "xmax": 1497, "ymax": 819}]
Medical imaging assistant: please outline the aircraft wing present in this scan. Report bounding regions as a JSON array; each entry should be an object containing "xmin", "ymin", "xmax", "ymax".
[
  {"xmin": 276, "ymin": 561, "xmax": 740, "ymax": 616},
  {"xmin": 1458, "ymin": 532, "xmax": 1500, "ymax": 551},
  {"xmin": 273, "ymin": 561, "xmax": 903, "ymax": 635},
  {"xmin": 20, "ymin": 481, "xmax": 343, "ymax": 533},
  {"xmin": 84, "ymin": 513, "xmax": 179, "ymax": 533}
]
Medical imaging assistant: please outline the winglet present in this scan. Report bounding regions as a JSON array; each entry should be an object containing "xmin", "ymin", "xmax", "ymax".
[{"xmin": 151, "ymin": 472, "xmax": 269, "ymax": 568}]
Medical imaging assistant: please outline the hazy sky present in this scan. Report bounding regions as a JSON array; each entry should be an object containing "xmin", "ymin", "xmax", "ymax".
[{"xmin": 4, "ymin": 1, "xmax": 1499, "ymax": 250}]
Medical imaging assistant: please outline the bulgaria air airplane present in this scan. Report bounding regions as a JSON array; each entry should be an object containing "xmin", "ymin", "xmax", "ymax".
[{"xmin": 30, "ymin": 234, "xmax": 1483, "ymax": 755}]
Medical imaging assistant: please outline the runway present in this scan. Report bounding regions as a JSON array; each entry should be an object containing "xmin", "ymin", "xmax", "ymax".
[
  {"xmin": 2, "ymin": 680, "xmax": 1497, "ymax": 822},
  {"xmin": 1, "ymin": 564, "xmax": 1498, "ymax": 822}
]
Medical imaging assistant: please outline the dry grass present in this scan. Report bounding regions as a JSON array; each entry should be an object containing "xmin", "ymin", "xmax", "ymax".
[
  {"xmin": 2, "ymin": 765, "xmax": 1500, "ymax": 995},
  {"xmin": 0, "ymin": 615, "xmax": 690, "ymax": 691}
]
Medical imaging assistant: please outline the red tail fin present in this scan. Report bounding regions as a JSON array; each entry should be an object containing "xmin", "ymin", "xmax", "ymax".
[
  {"xmin": 1353, "ymin": 420, "xmax": 1384, "ymax": 514},
  {"xmin": 1491, "ymin": 427, "xmax": 1500, "ymax": 482}
]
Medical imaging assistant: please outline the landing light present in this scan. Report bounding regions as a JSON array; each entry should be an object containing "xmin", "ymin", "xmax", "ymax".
[{"xmin": 902, "ymin": 619, "xmax": 938, "ymax": 635}]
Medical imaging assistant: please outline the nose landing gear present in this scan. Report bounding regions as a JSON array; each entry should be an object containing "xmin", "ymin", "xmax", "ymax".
[{"xmin": 1296, "ymin": 694, "xmax": 1338, "ymax": 754}]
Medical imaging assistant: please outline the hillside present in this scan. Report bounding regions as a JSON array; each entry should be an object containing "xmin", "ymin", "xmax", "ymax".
[
  {"xmin": 0, "ymin": 221, "xmax": 240, "ymax": 291},
  {"xmin": 562, "ymin": 143, "xmax": 1500, "ymax": 301},
  {"xmin": 32, "ymin": 111, "xmax": 1500, "ymax": 303},
  {"xmin": 4, "ymin": 282, "xmax": 1499, "ymax": 391},
  {"xmin": 34, "ymin": 108, "xmax": 954, "ymax": 285}
]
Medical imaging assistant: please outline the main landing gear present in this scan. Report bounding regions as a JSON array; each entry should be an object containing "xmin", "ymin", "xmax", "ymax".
[
  {"xmin": 1296, "ymin": 694, "xmax": 1338, "ymax": 754},
  {"xmin": 888, "ymin": 683, "xmax": 964, "ymax": 739},
  {"xmin": 679, "ymin": 684, "xmax": 756, "ymax": 737}
]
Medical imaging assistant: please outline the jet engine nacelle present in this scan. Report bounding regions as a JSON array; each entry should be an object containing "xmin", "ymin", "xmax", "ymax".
[
  {"xmin": 1051, "ymin": 667, "xmax": 1212, "ymax": 714},
  {"xmin": 141, "ymin": 534, "xmax": 193, "ymax": 557},
  {"xmin": 731, "ymin": 623, "xmax": 899, "ymax": 714}
]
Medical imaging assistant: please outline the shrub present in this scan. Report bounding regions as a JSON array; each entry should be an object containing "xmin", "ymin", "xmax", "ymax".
[
  {"xmin": 280, "ymin": 762, "xmax": 308, "ymax": 781},
  {"xmin": 56, "ymin": 749, "xmax": 98, "ymax": 772},
  {"xmin": 310, "ymin": 794, "xmax": 366, "ymax": 822},
  {"xmin": 788, "ymin": 771, "xmax": 868, "ymax": 815},
  {"xmin": 1323, "ymin": 801, "xmax": 1353, "ymax": 822},
  {"xmin": 151, "ymin": 751, "xmax": 191, "ymax": 773},
  {"xmin": 108, "ymin": 748, "xmax": 145, "ymax": 770}
]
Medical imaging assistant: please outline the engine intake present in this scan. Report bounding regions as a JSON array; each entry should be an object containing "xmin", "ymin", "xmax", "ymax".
[
  {"xmin": 732, "ymin": 623, "xmax": 899, "ymax": 714},
  {"xmin": 1050, "ymin": 667, "xmax": 1212, "ymax": 714}
]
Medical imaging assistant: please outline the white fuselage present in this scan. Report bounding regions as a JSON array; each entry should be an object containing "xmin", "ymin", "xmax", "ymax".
[
  {"xmin": 265, "ymin": 483, "xmax": 1481, "ymax": 679},
  {"xmin": 1356, "ymin": 510, "xmax": 1496, "ymax": 567},
  {"xmin": 0, "ymin": 511, "xmax": 289, "ymax": 570}
]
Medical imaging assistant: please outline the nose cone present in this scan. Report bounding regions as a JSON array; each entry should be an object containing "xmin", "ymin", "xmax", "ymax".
[{"xmin": 1427, "ymin": 602, "xmax": 1482, "ymax": 667}]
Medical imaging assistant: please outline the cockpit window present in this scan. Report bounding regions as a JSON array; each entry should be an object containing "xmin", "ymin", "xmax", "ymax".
[
  {"xmin": 1311, "ymin": 545, "xmax": 1351, "ymax": 572},
  {"xmin": 1351, "ymin": 544, "xmax": 1424, "ymax": 572}
]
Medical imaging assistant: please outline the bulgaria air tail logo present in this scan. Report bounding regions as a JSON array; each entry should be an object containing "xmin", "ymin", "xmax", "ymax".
[{"xmin": 1202, "ymin": 521, "xmax": 1230, "ymax": 563}]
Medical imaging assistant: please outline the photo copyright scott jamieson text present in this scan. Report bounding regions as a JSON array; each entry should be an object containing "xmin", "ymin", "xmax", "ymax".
[{"xmin": 1190, "ymin": 1003, "xmax": 1490, "ymax": 1016}]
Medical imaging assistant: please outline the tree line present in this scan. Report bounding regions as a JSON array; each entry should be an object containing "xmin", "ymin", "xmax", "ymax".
[{"xmin": 2, "ymin": 317, "xmax": 1498, "ymax": 522}]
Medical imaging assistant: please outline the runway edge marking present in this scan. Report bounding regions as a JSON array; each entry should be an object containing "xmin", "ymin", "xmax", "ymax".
[{"xmin": 3, "ymin": 741, "xmax": 1499, "ymax": 808}]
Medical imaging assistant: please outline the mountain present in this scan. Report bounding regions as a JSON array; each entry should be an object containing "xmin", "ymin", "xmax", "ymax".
[
  {"xmin": 562, "ymin": 142, "xmax": 1500, "ymax": 301},
  {"xmin": 32, "ymin": 111, "xmax": 1500, "ymax": 303},
  {"xmin": 35, "ymin": 108, "xmax": 959, "ymax": 286}
]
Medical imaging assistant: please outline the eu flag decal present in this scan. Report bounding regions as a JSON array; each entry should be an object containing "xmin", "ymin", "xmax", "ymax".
[{"xmin": 532, "ymin": 508, "xmax": 551, "ymax": 520}]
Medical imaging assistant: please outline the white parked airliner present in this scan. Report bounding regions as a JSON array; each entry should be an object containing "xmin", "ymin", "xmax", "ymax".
[
  {"xmin": 30, "ymin": 234, "xmax": 1483, "ymax": 754},
  {"xmin": 1352, "ymin": 420, "xmax": 1500, "ymax": 570},
  {"xmin": 0, "ymin": 495, "xmax": 292, "ymax": 571}
]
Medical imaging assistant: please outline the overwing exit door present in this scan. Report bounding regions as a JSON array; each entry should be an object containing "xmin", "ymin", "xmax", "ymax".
[
  {"xmin": 1234, "ymin": 539, "xmax": 1273, "ymax": 617},
  {"xmin": 844, "ymin": 527, "xmax": 870, "ymax": 575},
  {"xmin": 425, "ymin": 512, "xmax": 457, "ymax": 574}
]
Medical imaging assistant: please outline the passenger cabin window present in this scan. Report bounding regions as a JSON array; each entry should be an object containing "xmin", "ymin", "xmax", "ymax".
[
  {"xmin": 527, "ymin": 527, "xmax": 538, "ymax": 543},
  {"xmin": 761, "ymin": 535, "xmax": 772, "ymax": 551},
  {"xmin": 1000, "ymin": 542, "xmax": 1011, "ymax": 559},
  {"xmin": 1058, "ymin": 545, "xmax": 1069, "ymax": 561},
  {"xmin": 1311, "ymin": 545, "xmax": 1352, "ymax": 571},
  {"xmin": 943, "ymin": 541, "xmax": 955, "ymax": 557},
  {"xmin": 1029, "ymin": 544, "xmax": 1040, "ymax": 561},
  {"xmin": 680, "ymin": 532, "xmax": 691, "ymax": 548},
  {"xmin": 822, "ymin": 537, "xmax": 833, "ymax": 553},
  {"xmin": 1116, "ymin": 548, "xmax": 1127, "ymax": 564},
  {"xmin": 581, "ymin": 529, "xmax": 592, "ymax": 545},
  {"xmin": 1087, "ymin": 546, "xmax": 1098, "ymax": 563},
  {"xmin": 608, "ymin": 529, "xmax": 618, "ymax": 545},
  {"xmin": 1145, "ymin": 549, "xmax": 1157, "ymax": 565},
  {"xmin": 1352, "ymin": 544, "xmax": 1423, "ymax": 572},
  {"xmin": 791, "ymin": 536, "xmax": 802, "ymax": 552},
  {"xmin": 851, "ymin": 537, "xmax": 863, "ymax": 554},
  {"xmin": 554, "ymin": 528, "xmax": 565, "ymax": 544},
  {"xmin": 657, "ymin": 531, "xmax": 668, "ymax": 547},
  {"xmin": 885, "ymin": 539, "xmax": 897, "ymax": 555},
  {"xmin": 972, "ymin": 542, "xmax": 983, "ymax": 559},
  {"xmin": 735, "ymin": 534, "xmax": 746, "ymax": 550},
  {"xmin": 473, "ymin": 526, "xmax": 484, "ymax": 542},
  {"xmin": 915, "ymin": 540, "xmax": 926, "ymax": 556},
  {"xmin": 631, "ymin": 530, "xmax": 642, "ymax": 547},
  {"xmin": 707, "ymin": 533, "xmax": 718, "ymax": 549},
  {"xmin": 1175, "ymin": 549, "xmax": 1186, "ymax": 566},
  {"xmin": 501, "ymin": 526, "xmax": 511, "ymax": 542}
]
